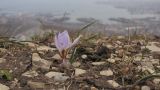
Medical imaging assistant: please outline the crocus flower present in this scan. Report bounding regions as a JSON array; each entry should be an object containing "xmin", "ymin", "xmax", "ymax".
[{"xmin": 55, "ymin": 30, "xmax": 81, "ymax": 64}]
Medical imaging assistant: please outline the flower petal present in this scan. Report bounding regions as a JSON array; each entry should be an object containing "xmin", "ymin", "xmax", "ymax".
[
  {"xmin": 58, "ymin": 30, "xmax": 71, "ymax": 49},
  {"xmin": 55, "ymin": 33, "xmax": 62, "ymax": 52},
  {"xmin": 70, "ymin": 35, "xmax": 82, "ymax": 47}
]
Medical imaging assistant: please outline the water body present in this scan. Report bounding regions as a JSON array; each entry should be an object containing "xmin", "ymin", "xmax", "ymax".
[{"xmin": 0, "ymin": 0, "xmax": 157, "ymax": 23}]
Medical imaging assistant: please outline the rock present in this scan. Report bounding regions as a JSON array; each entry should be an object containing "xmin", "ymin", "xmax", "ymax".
[
  {"xmin": 32, "ymin": 53, "xmax": 51, "ymax": 71},
  {"xmin": 37, "ymin": 46, "xmax": 55, "ymax": 51},
  {"xmin": 107, "ymin": 58, "xmax": 115, "ymax": 63},
  {"xmin": 45, "ymin": 72, "xmax": 69, "ymax": 82},
  {"xmin": 0, "ymin": 58, "xmax": 6, "ymax": 64},
  {"xmin": 153, "ymin": 78, "xmax": 160, "ymax": 84},
  {"xmin": 22, "ymin": 70, "xmax": 38, "ymax": 77},
  {"xmin": 106, "ymin": 44, "xmax": 114, "ymax": 49},
  {"xmin": 27, "ymin": 81, "xmax": 45, "ymax": 89},
  {"xmin": 152, "ymin": 52, "xmax": 160, "ymax": 59},
  {"xmin": 100, "ymin": 69, "xmax": 113, "ymax": 76},
  {"xmin": 72, "ymin": 62, "xmax": 81, "ymax": 67},
  {"xmin": 107, "ymin": 80, "xmax": 120, "ymax": 88},
  {"xmin": 22, "ymin": 42, "xmax": 38, "ymax": 48},
  {"xmin": 0, "ymin": 84, "xmax": 9, "ymax": 90},
  {"xmin": 92, "ymin": 62, "xmax": 105, "ymax": 66},
  {"xmin": 141, "ymin": 86, "xmax": 150, "ymax": 90},
  {"xmin": 81, "ymin": 55, "xmax": 87, "ymax": 59},
  {"xmin": 52, "ymin": 54, "xmax": 61, "ymax": 60},
  {"xmin": 91, "ymin": 86, "xmax": 98, "ymax": 90},
  {"xmin": 144, "ymin": 42, "xmax": 160, "ymax": 52},
  {"xmin": 151, "ymin": 59, "xmax": 159, "ymax": 65},
  {"xmin": 75, "ymin": 68, "xmax": 86, "ymax": 76}
]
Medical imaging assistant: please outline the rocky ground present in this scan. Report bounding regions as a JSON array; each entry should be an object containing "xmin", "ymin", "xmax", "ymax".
[{"xmin": 0, "ymin": 35, "xmax": 160, "ymax": 90}]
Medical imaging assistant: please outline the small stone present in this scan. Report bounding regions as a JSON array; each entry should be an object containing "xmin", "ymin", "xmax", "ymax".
[
  {"xmin": 45, "ymin": 72, "xmax": 69, "ymax": 82},
  {"xmin": 27, "ymin": 81, "xmax": 45, "ymax": 89},
  {"xmin": 81, "ymin": 55, "xmax": 87, "ymax": 59},
  {"xmin": 0, "ymin": 58, "xmax": 6, "ymax": 64},
  {"xmin": 107, "ymin": 58, "xmax": 115, "ymax": 63},
  {"xmin": 100, "ymin": 69, "xmax": 113, "ymax": 76},
  {"xmin": 107, "ymin": 80, "xmax": 120, "ymax": 88},
  {"xmin": 22, "ymin": 70, "xmax": 38, "ymax": 77},
  {"xmin": 153, "ymin": 78, "xmax": 160, "ymax": 84},
  {"xmin": 52, "ymin": 54, "xmax": 61, "ymax": 60},
  {"xmin": 72, "ymin": 62, "xmax": 81, "ymax": 67},
  {"xmin": 37, "ymin": 46, "xmax": 55, "ymax": 51},
  {"xmin": 106, "ymin": 44, "xmax": 114, "ymax": 49},
  {"xmin": 141, "ymin": 86, "xmax": 150, "ymax": 90},
  {"xmin": 91, "ymin": 86, "xmax": 98, "ymax": 90},
  {"xmin": 92, "ymin": 62, "xmax": 105, "ymax": 66},
  {"xmin": 75, "ymin": 68, "xmax": 86, "ymax": 76},
  {"xmin": 151, "ymin": 59, "xmax": 159, "ymax": 65},
  {"xmin": 32, "ymin": 53, "xmax": 52, "ymax": 71},
  {"xmin": 23, "ymin": 42, "xmax": 38, "ymax": 48},
  {"xmin": 0, "ymin": 84, "xmax": 9, "ymax": 90}
]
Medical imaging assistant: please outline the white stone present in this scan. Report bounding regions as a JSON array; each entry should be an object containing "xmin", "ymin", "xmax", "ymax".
[
  {"xmin": 0, "ymin": 84, "xmax": 9, "ymax": 90},
  {"xmin": 32, "ymin": 53, "xmax": 51, "ymax": 71},
  {"xmin": 92, "ymin": 62, "xmax": 105, "ymax": 66},
  {"xmin": 27, "ymin": 81, "xmax": 45, "ymax": 89},
  {"xmin": 22, "ymin": 70, "xmax": 38, "ymax": 77},
  {"xmin": 37, "ymin": 46, "xmax": 55, "ymax": 51},
  {"xmin": 45, "ymin": 72, "xmax": 69, "ymax": 82},
  {"xmin": 75, "ymin": 68, "xmax": 86, "ymax": 76},
  {"xmin": 52, "ymin": 54, "xmax": 61, "ymax": 60},
  {"xmin": 72, "ymin": 62, "xmax": 81, "ymax": 67},
  {"xmin": 141, "ymin": 86, "xmax": 150, "ymax": 90},
  {"xmin": 107, "ymin": 58, "xmax": 115, "ymax": 63},
  {"xmin": 0, "ymin": 58, "xmax": 6, "ymax": 64},
  {"xmin": 153, "ymin": 78, "xmax": 160, "ymax": 84},
  {"xmin": 81, "ymin": 55, "xmax": 87, "ymax": 59},
  {"xmin": 100, "ymin": 69, "xmax": 113, "ymax": 76},
  {"xmin": 107, "ymin": 80, "xmax": 120, "ymax": 88}
]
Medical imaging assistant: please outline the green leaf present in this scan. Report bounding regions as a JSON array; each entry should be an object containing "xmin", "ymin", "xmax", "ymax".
[
  {"xmin": 0, "ymin": 69, "xmax": 12, "ymax": 80},
  {"xmin": 69, "ymin": 47, "xmax": 77, "ymax": 64}
]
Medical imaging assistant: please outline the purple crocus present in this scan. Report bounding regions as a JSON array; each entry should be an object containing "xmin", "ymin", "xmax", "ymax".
[{"xmin": 55, "ymin": 30, "xmax": 81, "ymax": 64}]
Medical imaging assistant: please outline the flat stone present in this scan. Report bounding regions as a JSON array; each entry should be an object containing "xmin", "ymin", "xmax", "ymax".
[
  {"xmin": 81, "ymin": 55, "xmax": 87, "ymax": 59},
  {"xmin": 27, "ymin": 81, "xmax": 45, "ymax": 89},
  {"xmin": 145, "ymin": 42, "xmax": 160, "ymax": 52},
  {"xmin": 0, "ymin": 84, "xmax": 9, "ymax": 90},
  {"xmin": 52, "ymin": 54, "xmax": 61, "ymax": 60},
  {"xmin": 22, "ymin": 42, "xmax": 38, "ymax": 48},
  {"xmin": 72, "ymin": 62, "xmax": 81, "ymax": 67},
  {"xmin": 107, "ymin": 80, "xmax": 120, "ymax": 88},
  {"xmin": 141, "ymin": 86, "xmax": 150, "ymax": 90},
  {"xmin": 92, "ymin": 62, "xmax": 105, "ymax": 66},
  {"xmin": 22, "ymin": 70, "xmax": 38, "ymax": 77},
  {"xmin": 107, "ymin": 58, "xmax": 115, "ymax": 63},
  {"xmin": 153, "ymin": 78, "xmax": 160, "ymax": 84},
  {"xmin": 32, "ymin": 53, "xmax": 51, "ymax": 71},
  {"xmin": 45, "ymin": 72, "xmax": 69, "ymax": 82},
  {"xmin": 75, "ymin": 68, "xmax": 86, "ymax": 76},
  {"xmin": 0, "ymin": 58, "xmax": 6, "ymax": 64},
  {"xmin": 100, "ymin": 69, "xmax": 113, "ymax": 76},
  {"xmin": 37, "ymin": 46, "xmax": 55, "ymax": 51}
]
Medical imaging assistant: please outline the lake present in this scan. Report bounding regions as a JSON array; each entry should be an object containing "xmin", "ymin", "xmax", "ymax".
[{"xmin": 0, "ymin": 0, "xmax": 157, "ymax": 23}]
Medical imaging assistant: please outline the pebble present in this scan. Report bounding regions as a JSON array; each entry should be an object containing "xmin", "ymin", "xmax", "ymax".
[
  {"xmin": 81, "ymin": 55, "xmax": 87, "ymax": 59},
  {"xmin": 153, "ymin": 78, "xmax": 160, "ymax": 84},
  {"xmin": 92, "ymin": 62, "xmax": 105, "ymax": 66},
  {"xmin": 45, "ymin": 72, "xmax": 69, "ymax": 82},
  {"xmin": 0, "ymin": 84, "xmax": 10, "ymax": 90},
  {"xmin": 75, "ymin": 68, "xmax": 86, "ymax": 76},
  {"xmin": 72, "ymin": 62, "xmax": 81, "ymax": 67},
  {"xmin": 52, "ymin": 54, "xmax": 61, "ymax": 60},
  {"xmin": 0, "ymin": 58, "xmax": 6, "ymax": 64},
  {"xmin": 141, "ymin": 86, "xmax": 150, "ymax": 90},
  {"xmin": 107, "ymin": 58, "xmax": 115, "ymax": 63},
  {"xmin": 22, "ymin": 70, "xmax": 38, "ymax": 78},
  {"xmin": 107, "ymin": 80, "xmax": 120, "ymax": 88},
  {"xmin": 27, "ymin": 81, "xmax": 45, "ymax": 89},
  {"xmin": 32, "ymin": 53, "xmax": 51, "ymax": 71},
  {"xmin": 100, "ymin": 69, "xmax": 113, "ymax": 76}
]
